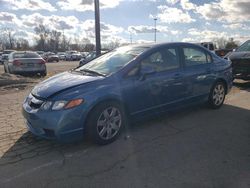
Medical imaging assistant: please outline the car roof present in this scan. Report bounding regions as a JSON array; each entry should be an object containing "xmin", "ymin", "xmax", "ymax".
[{"xmin": 125, "ymin": 42, "xmax": 204, "ymax": 50}]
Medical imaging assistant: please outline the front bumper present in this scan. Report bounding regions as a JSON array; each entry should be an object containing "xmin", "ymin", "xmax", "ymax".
[
  {"xmin": 22, "ymin": 100, "xmax": 88, "ymax": 142},
  {"xmin": 233, "ymin": 73, "xmax": 250, "ymax": 80}
]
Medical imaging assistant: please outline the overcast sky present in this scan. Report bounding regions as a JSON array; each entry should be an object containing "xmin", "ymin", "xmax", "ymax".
[{"xmin": 0, "ymin": 0, "xmax": 250, "ymax": 45}]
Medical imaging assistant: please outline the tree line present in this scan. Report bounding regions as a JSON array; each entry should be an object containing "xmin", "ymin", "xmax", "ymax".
[
  {"xmin": 0, "ymin": 25, "xmax": 98, "ymax": 52},
  {"xmin": 0, "ymin": 25, "xmax": 240, "ymax": 52}
]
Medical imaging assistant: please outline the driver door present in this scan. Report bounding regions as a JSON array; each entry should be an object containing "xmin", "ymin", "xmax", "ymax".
[{"xmin": 121, "ymin": 46, "xmax": 188, "ymax": 117}]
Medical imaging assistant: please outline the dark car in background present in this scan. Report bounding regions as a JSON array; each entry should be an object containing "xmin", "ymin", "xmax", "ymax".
[
  {"xmin": 79, "ymin": 51, "xmax": 107, "ymax": 66},
  {"xmin": 4, "ymin": 51, "xmax": 46, "ymax": 76},
  {"xmin": 22, "ymin": 43, "xmax": 232, "ymax": 144},
  {"xmin": 215, "ymin": 49, "xmax": 232, "ymax": 57},
  {"xmin": 225, "ymin": 40, "xmax": 250, "ymax": 80},
  {"xmin": 43, "ymin": 52, "xmax": 59, "ymax": 62},
  {"xmin": 79, "ymin": 51, "xmax": 97, "ymax": 66}
]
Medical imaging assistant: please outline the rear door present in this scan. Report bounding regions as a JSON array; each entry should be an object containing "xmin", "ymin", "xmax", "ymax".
[{"xmin": 181, "ymin": 45, "xmax": 214, "ymax": 99}]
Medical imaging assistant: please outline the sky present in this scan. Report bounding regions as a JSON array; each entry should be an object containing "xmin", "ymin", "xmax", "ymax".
[{"xmin": 0, "ymin": 0, "xmax": 250, "ymax": 46}]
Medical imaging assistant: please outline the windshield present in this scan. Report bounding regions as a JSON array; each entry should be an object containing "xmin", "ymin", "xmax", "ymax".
[
  {"xmin": 76, "ymin": 46, "xmax": 148, "ymax": 75},
  {"xmin": 237, "ymin": 40, "xmax": 250, "ymax": 52}
]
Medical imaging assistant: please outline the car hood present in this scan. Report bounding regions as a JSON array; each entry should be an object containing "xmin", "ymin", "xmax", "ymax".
[
  {"xmin": 32, "ymin": 71, "xmax": 103, "ymax": 98},
  {"xmin": 229, "ymin": 51, "xmax": 250, "ymax": 60}
]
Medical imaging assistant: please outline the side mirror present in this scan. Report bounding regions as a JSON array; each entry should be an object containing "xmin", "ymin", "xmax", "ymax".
[{"xmin": 139, "ymin": 66, "xmax": 156, "ymax": 81}]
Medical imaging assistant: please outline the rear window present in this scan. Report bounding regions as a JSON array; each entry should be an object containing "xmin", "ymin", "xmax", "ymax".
[{"xmin": 13, "ymin": 52, "xmax": 41, "ymax": 59}]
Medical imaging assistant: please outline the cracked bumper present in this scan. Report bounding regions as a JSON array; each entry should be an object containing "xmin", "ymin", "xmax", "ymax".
[{"xmin": 22, "ymin": 102, "xmax": 87, "ymax": 143}]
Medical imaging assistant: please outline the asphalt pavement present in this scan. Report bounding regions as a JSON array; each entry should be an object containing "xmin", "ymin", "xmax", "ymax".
[{"xmin": 0, "ymin": 62, "xmax": 249, "ymax": 188}]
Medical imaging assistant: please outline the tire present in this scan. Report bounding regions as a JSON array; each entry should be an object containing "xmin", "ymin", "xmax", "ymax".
[
  {"xmin": 40, "ymin": 70, "xmax": 47, "ymax": 77},
  {"xmin": 86, "ymin": 101, "xmax": 125, "ymax": 145},
  {"xmin": 208, "ymin": 81, "xmax": 226, "ymax": 109}
]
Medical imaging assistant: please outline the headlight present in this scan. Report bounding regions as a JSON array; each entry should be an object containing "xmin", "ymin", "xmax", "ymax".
[
  {"xmin": 51, "ymin": 99, "xmax": 83, "ymax": 111},
  {"xmin": 24, "ymin": 93, "xmax": 32, "ymax": 103},
  {"xmin": 41, "ymin": 101, "xmax": 52, "ymax": 110},
  {"xmin": 52, "ymin": 101, "xmax": 67, "ymax": 110}
]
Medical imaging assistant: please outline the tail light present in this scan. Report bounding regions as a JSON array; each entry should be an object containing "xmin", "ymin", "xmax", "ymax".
[{"xmin": 13, "ymin": 60, "xmax": 21, "ymax": 66}]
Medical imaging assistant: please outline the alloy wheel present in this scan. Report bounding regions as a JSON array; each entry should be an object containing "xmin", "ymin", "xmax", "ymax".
[
  {"xmin": 212, "ymin": 84, "xmax": 225, "ymax": 106},
  {"xmin": 96, "ymin": 107, "xmax": 122, "ymax": 140}
]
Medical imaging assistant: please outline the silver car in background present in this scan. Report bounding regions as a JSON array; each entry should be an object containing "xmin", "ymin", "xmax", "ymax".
[
  {"xmin": 3, "ymin": 51, "xmax": 47, "ymax": 76},
  {"xmin": 57, "ymin": 52, "xmax": 66, "ymax": 60}
]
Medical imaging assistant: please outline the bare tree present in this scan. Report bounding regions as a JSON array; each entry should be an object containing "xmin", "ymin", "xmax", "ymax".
[
  {"xmin": 0, "ymin": 27, "xmax": 15, "ymax": 49},
  {"xmin": 34, "ymin": 24, "xmax": 50, "ymax": 51},
  {"xmin": 48, "ymin": 30, "xmax": 61, "ymax": 52},
  {"xmin": 84, "ymin": 43, "xmax": 95, "ymax": 52},
  {"xmin": 225, "ymin": 38, "xmax": 238, "ymax": 49},
  {"xmin": 213, "ymin": 37, "xmax": 227, "ymax": 49},
  {"xmin": 15, "ymin": 38, "xmax": 30, "ymax": 50}
]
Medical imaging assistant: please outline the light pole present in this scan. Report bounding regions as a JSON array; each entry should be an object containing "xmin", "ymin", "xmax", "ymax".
[
  {"xmin": 154, "ymin": 18, "xmax": 157, "ymax": 42},
  {"xmin": 130, "ymin": 32, "xmax": 132, "ymax": 44},
  {"xmin": 94, "ymin": 0, "xmax": 101, "ymax": 56}
]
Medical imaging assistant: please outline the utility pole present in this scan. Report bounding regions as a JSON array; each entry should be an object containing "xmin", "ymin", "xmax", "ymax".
[
  {"xmin": 154, "ymin": 18, "xmax": 157, "ymax": 43},
  {"xmin": 94, "ymin": 0, "xmax": 101, "ymax": 56}
]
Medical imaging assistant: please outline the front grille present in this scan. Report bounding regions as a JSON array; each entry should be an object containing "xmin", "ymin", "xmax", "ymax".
[
  {"xmin": 29, "ymin": 101, "xmax": 43, "ymax": 109},
  {"xmin": 232, "ymin": 59, "xmax": 250, "ymax": 67}
]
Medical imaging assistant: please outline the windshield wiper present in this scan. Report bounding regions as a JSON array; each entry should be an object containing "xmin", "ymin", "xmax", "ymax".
[{"xmin": 79, "ymin": 68, "xmax": 106, "ymax": 77}]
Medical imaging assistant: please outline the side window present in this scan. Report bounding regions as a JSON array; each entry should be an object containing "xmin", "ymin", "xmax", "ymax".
[
  {"xmin": 183, "ymin": 48, "xmax": 211, "ymax": 66},
  {"xmin": 141, "ymin": 48, "xmax": 180, "ymax": 72}
]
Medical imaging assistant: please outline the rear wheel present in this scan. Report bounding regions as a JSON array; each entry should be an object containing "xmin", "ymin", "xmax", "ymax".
[
  {"xmin": 86, "ymin": 102, "xmax": 125, "ymax": 145},
  {"xmin": 208, "ymin": 81, "xmax": 226, "ymax": 109}
]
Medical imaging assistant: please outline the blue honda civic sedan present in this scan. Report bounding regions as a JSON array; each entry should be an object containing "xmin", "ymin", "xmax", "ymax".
[{"xmin": 22, "ymin": 43, "xmax": 233, "ymax": 144}]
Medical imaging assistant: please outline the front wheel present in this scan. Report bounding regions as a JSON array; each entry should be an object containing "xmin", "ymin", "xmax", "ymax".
[
  {"xmin": 208, "ymin": 82, "xmax": 226, "ymax": 109},
  {"xmin": 86, "ymin": 102, "xmax": 125, "ymax": 145}
]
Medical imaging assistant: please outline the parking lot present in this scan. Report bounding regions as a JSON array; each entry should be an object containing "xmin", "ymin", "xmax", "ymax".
[{"xmin": 0, "ymin": 62, "xmax": 249, "ymax": 188}]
